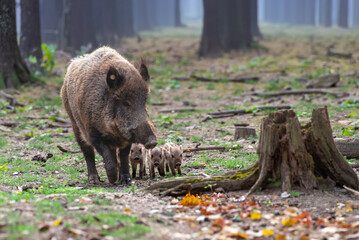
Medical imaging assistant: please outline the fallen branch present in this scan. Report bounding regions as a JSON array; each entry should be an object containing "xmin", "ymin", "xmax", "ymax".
[
  {"xmin": 327, "ymin": 48, "xmax": 352, "ymax": 59},
  {"xmin": 334, "ymin": 138, "xmax": 359, "ymax": 159},
  {"xmin": 172, "ymin": 76, "xmax": 190, "ymax": 81},
  {"xmin": 191, "ymin": 75, "xmax": 259, "ymax": 83},
  {"xmin": 25, "ymin": 116, "xmax": 71, "ymax": 125},
  {"xmin": 183, "ymin": 146, "xmax": 226, "ymax": 152},
  {"xmin": 57, "ymin": 145, "xmax": 81, "ymax": 154},
  {"xmin": 208, "ymin": 105, "xmax": 291, "ymax": 116},
  {"xmin": 150, "ymin": 102, "xmax": 172, "ymax": 106},
  {"xmin": 343, "ymin": 185, "xmax": 359, "ymax": 196},
  {"xmin": 158, "ymin": 108, "xmax": 197, "ymax": 113},
  {"xmin": 238, "ymin": 89, "xmax": 349, "ymax": 98},
  {"xmin": 0, "ymin": 90, "xmax": 23, "ymax": 106}
]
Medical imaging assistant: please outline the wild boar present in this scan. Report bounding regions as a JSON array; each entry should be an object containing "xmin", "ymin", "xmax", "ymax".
[
  {"xmin": 164, "ymin": 143, "xmax": 183, "ymax": 176},
  {"xmin": 61, "ymin": 46, "xmax": 157, "ymax": 185},
  {"xmin": 147, "ymin": 147, "xmax": 165, "ymax": 179},
  {"xmin": 129, "ymin": 143, "xmax": 146, "ymax": 179}
]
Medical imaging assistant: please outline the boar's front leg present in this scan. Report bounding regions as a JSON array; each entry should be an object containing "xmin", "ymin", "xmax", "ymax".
[
  {"xmin": 131, "ymin": 161, "xmax": 137, "ymax": 179},
  {"xmin": 118, "ymin": 145, "xmax": 131, "ymax": 185},
  {"xmin": 92, "ymin": 140, "xmax": 118, "ymax": 184}
]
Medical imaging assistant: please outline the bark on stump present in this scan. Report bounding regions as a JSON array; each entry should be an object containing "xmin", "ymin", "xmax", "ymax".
[
  {"xmin": 147, "ymin": 107, "xmax": 358, "ymax": 196},
  {"xmin": 234, "ymin": 127, "xmax": 256, "ymax": 140}
]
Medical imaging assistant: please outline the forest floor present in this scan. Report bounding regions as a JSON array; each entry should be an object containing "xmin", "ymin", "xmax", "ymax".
[{"xmin": 1, "ymin": 24, "xmax": 359, "ymax": 239}]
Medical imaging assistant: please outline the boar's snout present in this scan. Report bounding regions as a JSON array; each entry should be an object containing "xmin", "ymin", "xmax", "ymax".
[
  {"xmin": 176, "ymin": 162, "xmax": 181, "ymax": 166},
  {"xmin": 134, "ymin": 156, "xmax": 140, "ymax": 161},
  {"xmin": 154, "ymin": 161, "xmax": 160, "ymax": 166},
  {"xmin": 145, "ymin": 136, "xmax": 157, "ymax": 149}
]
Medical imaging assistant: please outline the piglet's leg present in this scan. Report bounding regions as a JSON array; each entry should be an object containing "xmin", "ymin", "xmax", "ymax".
[{"xmin": 118, "ymin": 145, "xmax": 131, "ymax": 185}]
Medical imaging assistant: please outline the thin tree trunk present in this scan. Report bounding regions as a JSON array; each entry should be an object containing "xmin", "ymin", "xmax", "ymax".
[
  {"xmin": 319, "ymin": 0, "xmax": 332, "ymax": 27},
  {"xmin": 338, "ymin": 0, "xmax": 348, "ymax": 28},
  {"xmin": 20, "ymin": 0, "xmax": 43, "ymax": 64},
  {"xmin": 116, "ymin": 0, "xmax": 135, "ymax": 37},
  {"xmin": 174, "ymin": 0, "xmax": 183, "ymax": 27},
  {"xmin": 0, "ymin": 0, "xmax": 30, "ymax": 88},
  {"xmin": 250, "ymin": 0, "xmax": 262, "ymax": 38},
  {"xmin": 353, "ymin": 0, "xmax": 359, "ymax": 27}
]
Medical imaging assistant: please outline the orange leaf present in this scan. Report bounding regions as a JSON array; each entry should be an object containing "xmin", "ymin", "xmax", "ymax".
[
  {"xmin": 275, "ymin": 235, "xmax": 287, "ymax": 240},
  {"xmin": 250, "ymin": 211, "xmax": 261, "ymax": 220},
  {"xmin": 179, "ymin": 193, "xmax": 201, "ymax": 206},
  {"xmin": 212, "ymin": 218, "xmax": 225, "ymax": 229}
]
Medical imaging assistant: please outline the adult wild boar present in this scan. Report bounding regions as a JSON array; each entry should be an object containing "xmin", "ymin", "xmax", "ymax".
[{"xmin": 61, "ymin": 47, "xmax": 157, "ymax": 185}]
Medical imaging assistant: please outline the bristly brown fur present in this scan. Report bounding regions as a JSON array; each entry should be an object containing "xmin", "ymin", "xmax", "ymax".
[{"xmin": 61, "ymin": 46, "xmax": 157, "ymax": 185}]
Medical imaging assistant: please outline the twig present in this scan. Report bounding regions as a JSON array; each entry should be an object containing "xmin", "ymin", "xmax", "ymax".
[
  {"xmin": 57, "ymin": 145, "xmax": 81, "ymax": 154},
  {"xmin": 238, "ymin": 89, "xmax": 349, "ymax": 98},
  {"xmin": 208, "ymin": 105, "xmax": 291, "ymax": 116},
  {"xmin": 327, "ymin": 48, "xmax": 352, "ymax": 59},
  {"xmin": 184, "ymin": 146, "xmax": 226, "ymax": 152},
  {"xmin": 150, "ymin": 102, "xmax": 172, "ymax": 106},
  {"xmin": 191, "ymin": 74, "xmax": 259, "ymax": 83},
  {"xmin": 158, "ymin": 108, "xmax": 197, "ymax": 113},
  {"xmin": 172, "ymin": 76, "xmax": 190, "ymax": 81},
  {"xmin": 343, "ymin": 185, "xmax": 359, "ymax": 196}
]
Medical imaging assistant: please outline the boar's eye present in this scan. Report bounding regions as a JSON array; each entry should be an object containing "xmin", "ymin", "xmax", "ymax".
[
  {"xmin": 159, "ymin": 154, "xmax": 161, "ymax": 158},
  {"xmin": 172, "ymin": 155, "xmax": 174, "ymax": 158},
  {"xmin": 180, "ymin": 154, "xmax": 182, "ymax": 157},
  {"xmin": 139, "ymin": 149, "xmax": 142, "ymax": 153},
  {"xmin": 131, "ymin": 149, "xmax": 133, "ymax": 153},
  {"xmin": 151, "ymin": 155, "xmax": 153, "ymax": 158}
]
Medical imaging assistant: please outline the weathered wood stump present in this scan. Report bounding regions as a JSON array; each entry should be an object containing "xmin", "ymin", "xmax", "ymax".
[
  {"xmin": 147, "ymin": 107, "xmax": 358, "ymax": 196},
  {"xmin": 234, "ymin": 127, "xmax": 257, "ymax": 140}
]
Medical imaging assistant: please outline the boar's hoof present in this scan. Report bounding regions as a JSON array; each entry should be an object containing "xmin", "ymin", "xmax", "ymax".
[
  {"xmin": 120, "ymin": 174, "xmax": 131, "ymax": 185},
  {"xmin": 145, "ymin": 139, "xmax": 158, "ymax": 149},
  {"xmin": 88, "ymin": 175, "xmax": 101, "ymax": 184}
]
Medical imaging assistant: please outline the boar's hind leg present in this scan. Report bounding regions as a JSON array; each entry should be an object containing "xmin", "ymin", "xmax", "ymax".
[
  {"xmin": 118, "ymin": 145, "xmax": 131, "ymax": 185},
  {"xmin": 92, "ymin": 141, "xmax": 118, "ymax": 184}
]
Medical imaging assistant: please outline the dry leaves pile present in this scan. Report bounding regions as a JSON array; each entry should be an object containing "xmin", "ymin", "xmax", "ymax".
[{"xmin": 171, "ymin": 192, "xmax": 359, "ymax": 239}]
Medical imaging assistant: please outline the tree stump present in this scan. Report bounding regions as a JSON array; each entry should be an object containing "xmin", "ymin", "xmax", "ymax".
[
  {"xmin": 234, "ymin": 127, "xmax": 257, "ymax": 140},
  {"xmin": 147, "ymin": 107, "xmax": 358, "ymax": 196}
]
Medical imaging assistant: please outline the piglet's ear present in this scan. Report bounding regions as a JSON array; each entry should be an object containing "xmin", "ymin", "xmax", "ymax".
[
  {"xmin": 106, "ymin": 66, "xmax": 124, "ymax": 90},
  {"xmin": 139, "ymin": 58, "xmax": 150, "ymax": 82}
]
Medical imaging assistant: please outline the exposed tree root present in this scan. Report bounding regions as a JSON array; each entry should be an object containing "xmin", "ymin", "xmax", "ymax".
[{"xmin": 147, "ymin": 107, "xmax": 358, "ymax": 196}]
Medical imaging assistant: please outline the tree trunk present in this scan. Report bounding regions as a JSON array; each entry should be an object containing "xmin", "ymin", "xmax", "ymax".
[
  {"xmin": 338, "ymin": 0, "xmax": 348, "ymax": 28},
  {"xmin": 250, "ymin": 0, "xmax": 262, "ymax": 38},
  {"xmin": 199, "ymin": 0, "xmax": 253, "ymax": 57},
  {"xmin": 174, "ymin": 0, "xmax": 183, "ymax": 27},
  {"xmin": 39, "ymin": 0, "xmax": 63, "ymax": 44},
  {"xmin": 319, "ymin": 0, "xmax": 332, "ymax": 27},
  {"xmin": 20, "ymin": 0, "xmax": 43, "ymax": 65},
  {"xmin": 147, "ymin": 108, "xmax": 358, "ymax": 196},
  {"xmin": 198, "ymin": 0, "xmax": 222, "ymax": 57},
  {"xmin": 58, "ymin": 0, "xmax": 71, "ymax": 51},
  {"xmin": 133, "ymin": 0, "xmax": 152, "ymax": 31},
  {"xmin": 0, "ymin": 0, "xmax": 30, "ymax": 89},
  {"xmin": 353, "ymin": 0, "xmax": 359, "ymax": 27},
  {"xmin": 304, "ymin": 0, "xmax": 315, "ymax": 25},
  {"xmin": 116, "ymin": 0, "xmax": 136, "ymax": 37}
]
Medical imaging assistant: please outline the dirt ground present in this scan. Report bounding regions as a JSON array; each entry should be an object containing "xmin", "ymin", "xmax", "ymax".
[{"xmin": 1, "ymin": 25, "xmax": 359, "ymax": 239}]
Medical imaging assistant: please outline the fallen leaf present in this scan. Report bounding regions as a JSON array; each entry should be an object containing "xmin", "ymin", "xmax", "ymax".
[
  {"xmin": 53, "ymin": 219, "xmax": 62, "ymax": 226},
  {"xmin": 250, "ymin": 210, "xmax": 261, "ymax": 220},
  {"xmin": 275, "ymin": 234, "xmax": 287, "ymax": 240},
  {"xmin": 262, "ymin": 229, "xmax": 274, "ymax": 236},
  {"xmin": 212, "ymin": 217, "xmax": 225, "ymax": 230},
  {"xmin": 124, "ymin": 207, "xmax": 132, "ymax": 212},
  {"xmin": 282, "ymin": 218, "xmax": 298, "ymax": 227},
  {"xmin": 300, "ymin": 235, "xmax": 310, "ymax": 240},
  {"xmin": 179, "ymin": 193, "xmax": 201, "ymax": 206},
  {"xmin": 39, "ymin": 224, "xmax": 50, "ymax": 232}
]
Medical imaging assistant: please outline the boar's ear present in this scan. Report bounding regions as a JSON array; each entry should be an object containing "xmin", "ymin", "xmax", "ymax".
[
  {"xmin": 139, "ymin": 58, "xmax": 150, "ymax": 82},
  {"xmin": 106, "ymin": 66, "xmax": 124, "ymax": 90}
]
